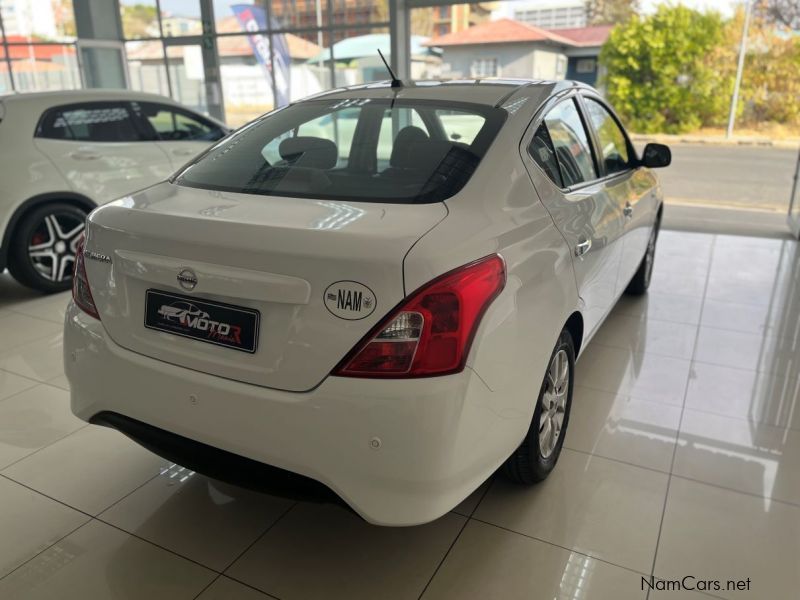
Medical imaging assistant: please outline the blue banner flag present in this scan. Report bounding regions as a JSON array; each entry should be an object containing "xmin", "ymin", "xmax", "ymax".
[{"xmin": 231, "ymin": 4, "xmax": 291, "ymax": 107}]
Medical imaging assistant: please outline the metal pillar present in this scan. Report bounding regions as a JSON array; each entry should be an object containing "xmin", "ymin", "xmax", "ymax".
[{"xmin": 389, "ymin": 0, "xmax": 412, "ymax": 81}]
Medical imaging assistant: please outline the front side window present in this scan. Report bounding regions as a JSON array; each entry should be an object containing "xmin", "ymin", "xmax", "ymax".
[
  {"xmin": 37, "ymin": 102, "xmax": 147, "ymax": 142},
  {"xmin": 176, "ymin": 98, "xmax": 507, "ymax": 204},
  {"xmin": 136, "ymin": 102, "xmax": 224, "ymax": 142},
  {"xmin": 542, "ymin": 98, "xmax": 597, "ymax": 187},
  {"xmin": 583, "ymin": 98, "xmax": 631, "ymax": 175}
]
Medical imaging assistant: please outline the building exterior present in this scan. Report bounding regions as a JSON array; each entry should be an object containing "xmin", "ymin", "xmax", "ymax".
[
  {"xmin": 425, "ymin": 18, "xmax": 611, "ymax": 86},
  {"xmin": 492, "ymin": 0, "xmax": 587, "ymax": 30}
]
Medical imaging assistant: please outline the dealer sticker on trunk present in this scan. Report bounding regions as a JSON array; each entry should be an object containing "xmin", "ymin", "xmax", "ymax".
[{"xmin": 324, "ymin": 281, "xmax": 377, "ymax": 320}]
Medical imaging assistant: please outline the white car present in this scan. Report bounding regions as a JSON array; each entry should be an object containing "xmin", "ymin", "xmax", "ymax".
[
  {"xmin": 64, "ymin": 79, "xmax": 670, "ymax": 526},
  {"xmin": 0, "ymin": 89, "xmax": 228, "ymax": 293}
]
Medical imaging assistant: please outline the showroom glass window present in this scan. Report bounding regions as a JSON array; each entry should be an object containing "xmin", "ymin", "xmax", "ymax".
[
  {"xmin": 583, "ymin": 98, "xmax": 631, "ymax": 175},
  {"xmin": 0, "ymin": 0, "xmax": 79, "ymax": 93},
  {"xmin": 541, "ymin": 99, "xmax": 597, "ymax": 187}
]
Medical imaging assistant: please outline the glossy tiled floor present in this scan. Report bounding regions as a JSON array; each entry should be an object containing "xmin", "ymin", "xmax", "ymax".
[{"xmin": 0, "ymin": 230, "xmax": 798, "ymax": 600}]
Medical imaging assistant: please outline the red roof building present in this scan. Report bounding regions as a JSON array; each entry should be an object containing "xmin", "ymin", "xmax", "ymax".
[{"xmin": 424, "ymin": 19, "xmax": 612, "ymax": 86}]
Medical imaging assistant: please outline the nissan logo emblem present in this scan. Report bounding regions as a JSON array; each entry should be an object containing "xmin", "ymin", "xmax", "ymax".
[{"xmin": 177, "ymin": 268, "xmax": 198, "ymax": 291}]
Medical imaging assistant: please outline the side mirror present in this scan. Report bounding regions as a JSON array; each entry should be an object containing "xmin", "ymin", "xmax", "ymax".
[{"xmin": 641, "ymin": 143, "xmax": 671, "ymax": 168}]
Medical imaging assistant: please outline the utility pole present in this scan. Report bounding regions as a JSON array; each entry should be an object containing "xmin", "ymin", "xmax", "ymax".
[{"xmin": 726, "ymin": 0, "xmax": 753, "ymax": 138}]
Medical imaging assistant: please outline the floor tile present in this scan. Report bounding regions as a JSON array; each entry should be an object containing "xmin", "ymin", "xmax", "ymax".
[
  {"xmin": 474, "ymin": 449, "xmax": 668, "ymax": 574},
  {"xmin": 0, "ymin": 313, "xmax": 61, "ymax": 351},
  {"xmin": 694, "ymin": 327, "xmax": 798, "ymax": 376},
  {"xmin": 0, "ymin": 476, "xmax": 88, "ymax": 578},
  {"xmin": 648, "ymin": 269, "xmax": 707, "ymax": 298},
  {"xmin": 613, "ymin": 292, "xmax": 703, "ymax": 326},
  {"xmin": 566, "ymin": 386, "xmax": 680, "ymax": 472},
  {"xmin": 2, "ymin": 426, "xmax": 165, "ymax": 515},
  {"xmin": 227, "ymin": 503, "xmax": 465, "ymax": 600},
  {"xmin": 592, "ymin": 315, "xmax": 698, "ymax": 360},
  {"xmin": 0, "ymin": 332, "xmax": 65, "ymax": 382},
  {"xmin": 673, "ymin": 409, "xmax": 800, "ymax": 505},
  {"xmin": 0, "ymin": 369, "xmax": 38, "ymax": 401},
  {"xmin": 101, "ymin": 468, "xmax": 293, "ymax": 571},
  {"xmin": 700, "ymin": 298, "xmax": 800, "ymax": 336},
  {"xmin": 0, "ymin": 385, "xmax": 85, "ymax": 470},
  {"xmin": 685, "ymin": 362, "xmax": 800, "ymax": 431},
  {"xmin": 9, "ymin": 292, "xmax": 71, "ymax": 324},
  {"xmin": 422, "ymin": 520, "xmax": 646, "ymax": 600},
  {"xmin": 655, "ymin": 477, "xmax": 800, "ymax": 600},
  {"xmin": 0, "ymin": 519, "xmax": 215, "ymax": 599},
  {"xmin": 45, "ymin": 374, "xmax": 70, "ymax": 391},
  {"xmin": 577, "ymin": 343, "xmax": 692, "ymax": 407},
  {"xmin": 197, "ymin": 577, "xmax": 274, "ymax": 600}
]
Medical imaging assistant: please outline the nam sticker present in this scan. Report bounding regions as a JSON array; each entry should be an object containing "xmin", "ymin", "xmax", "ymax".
[{"xmin": 324, "ymin": 281, "xmax": 377, "ymax": 320}]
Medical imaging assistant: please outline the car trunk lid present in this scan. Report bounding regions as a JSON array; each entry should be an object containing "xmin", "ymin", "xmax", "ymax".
[{"xmin": 83, "ymin": 182, "xmax": 447, "ymax": 392}]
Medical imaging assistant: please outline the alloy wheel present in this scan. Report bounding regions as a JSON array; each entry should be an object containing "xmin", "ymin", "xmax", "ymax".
[
  {"xmin": 539, "ymin": 348, "xmax": 569, "ymax": 459},
  {"xmin": 27, "ymin": 212, "xmax": 85, "ymax": 283}
]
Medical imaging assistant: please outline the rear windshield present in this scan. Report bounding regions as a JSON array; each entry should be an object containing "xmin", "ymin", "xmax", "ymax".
[{"xmin": 175, "ymin": 98, "xmax": 507, "ymax": 204}]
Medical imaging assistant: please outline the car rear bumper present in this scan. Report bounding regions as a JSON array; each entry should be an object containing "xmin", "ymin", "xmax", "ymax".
[{"xmin": 64, "ymin": 301, "xmax": 513, "ymax": 526}]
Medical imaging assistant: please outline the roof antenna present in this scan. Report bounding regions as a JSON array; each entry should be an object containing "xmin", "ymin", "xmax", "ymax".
[{"xmin": 377, "ymin": 49, "xmax": 402, "ymax": 88}]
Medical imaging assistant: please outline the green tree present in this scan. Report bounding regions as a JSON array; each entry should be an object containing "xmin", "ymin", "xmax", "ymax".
[
  {"xmin": 585, "ymin": 0, "xmax": 639, "ymax": 26},
  {"xmin": 599, "ymin": 5, "xmax": 732, "ymax": 133},
  {"xmin": 120, "ymin": 3, "xmax": 159, "ymax": 39}
]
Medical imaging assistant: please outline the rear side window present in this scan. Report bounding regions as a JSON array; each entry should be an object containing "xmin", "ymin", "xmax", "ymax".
[
  {"xmin": 583, "ymin": 98, "xmax": 631, "ymax": 175},
  {"xmin": 176, "ymin": 98, "xmax": 507, "ymax": 204},
  {"xmin": 528, "ymin": 123, "xmax": 563, "ymax": 188},
  {"xmin": 541, "ymin": 98, "xmax": 597, "ymax": 187},
  {"xmin": 135, "ymin": 101, "xmax": 225, "ymax": 142},
  {"xmin": 37, "ymin": 102, "xmax": 147, "ymax": 142}
]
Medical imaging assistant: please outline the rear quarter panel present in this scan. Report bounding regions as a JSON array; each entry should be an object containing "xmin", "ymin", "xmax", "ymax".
[{"xmin": 403, "ymin": 135, "xmax": 579, "ymax": 464}]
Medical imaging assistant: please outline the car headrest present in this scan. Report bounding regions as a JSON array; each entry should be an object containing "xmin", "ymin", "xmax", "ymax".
[
  {"xmin": 393, "ymin": 139, "xmax": 455, "ymax": 171},
  {"xmin": 279, "ymin": 136, "xmax": 337, "ymax": 169},
  {"xmin": 390, "ymin": 126, "xmax": 429, "ymax": 168}
]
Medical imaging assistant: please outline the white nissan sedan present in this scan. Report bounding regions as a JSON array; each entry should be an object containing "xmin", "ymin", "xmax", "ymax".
[{"xmin": 64, "ymin": 79, "xmax": 670, "ymax": 526}]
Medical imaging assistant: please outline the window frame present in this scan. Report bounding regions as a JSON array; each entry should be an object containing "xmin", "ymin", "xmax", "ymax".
[
  {"xmin": 524, "ymin": 95, "xmax": 599, "ymax": 191},
  {"xmin": 521, "ymin": 89, "xmax": 640, "ymax": 194},
  {"xmin": 35, "ymin": 100, "xmax": 155, "ymax": 143},
  {"xmin": 576, "ymin": 93, "xmax": 638, "ymax": 180}
]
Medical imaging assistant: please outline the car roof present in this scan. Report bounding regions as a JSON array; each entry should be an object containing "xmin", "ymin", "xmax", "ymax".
[
  {"xmin": 299, "ymin": 78, "xmax": 594, "ymax": 108},
  {"xmin": 0, "ymin": 89, "xmax": 178, "ymax": 105}
]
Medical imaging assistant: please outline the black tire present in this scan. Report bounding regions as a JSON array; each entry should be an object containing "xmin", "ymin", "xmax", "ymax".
[
  {"xmin": 7, "ymin": 202, "xmax": 88, "ymax": 294},
  {"xmin": 503, "ymin": 329, "xmax": 575, "ymax": 485},
  {"xmin": 625, "ymin": 219, "xmax": 660, "ymax": 296}
]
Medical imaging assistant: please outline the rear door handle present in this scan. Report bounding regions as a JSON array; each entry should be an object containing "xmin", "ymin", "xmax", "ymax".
[
  {"xmin": 575, "ymin": 239, "xmax": 592, "ymax": 257},
  {"xmin": 623, "ymin": 202, "xmax": 634, "ymax": 218}
]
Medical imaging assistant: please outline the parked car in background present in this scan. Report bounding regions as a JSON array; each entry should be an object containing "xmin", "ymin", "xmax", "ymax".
[
  {"xmin": 65, "ymin": 79, "xmax": 670, "ymax": 526},
  {"xmin": 0, "ymin": 90, "xmax": 229, "ymax": 293}
]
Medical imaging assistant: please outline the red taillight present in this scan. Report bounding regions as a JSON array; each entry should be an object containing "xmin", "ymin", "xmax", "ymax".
[
  {"xmin": 333, "ymin": 255, "xmax": 506, "ymax": 378},
  {"xmin": 72, "ymin": 236, "xmax": 100, "ymax": 320}
]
